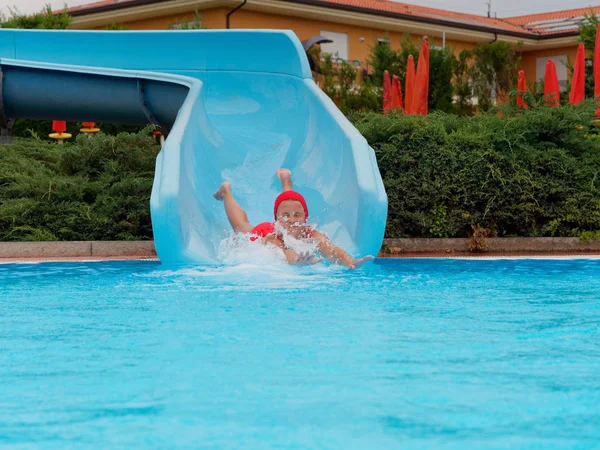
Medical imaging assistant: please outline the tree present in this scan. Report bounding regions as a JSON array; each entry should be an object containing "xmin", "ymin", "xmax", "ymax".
[
  {"xmin": 428, "ymin": 46, "xmax": 456, "ymax": 113},
  {"xmin": 367, "ymin": 35, "xmax": 457, "ymax": 113},
  {"xmin": 368, "ymin": 35, "xmax": 403, "ymax": 87},
  {"xmin": 106, "ymin": 23, "xmax": 130, "ymax": 30},
  {"xmin": 0, "ymin": 4, "xmax": 71, "ymax": 29},
  {"xmin": 578, "ymin": 11, "xmax": 599, "ymax": 50},
  {"xmin": 313, "ymin": 50, "xmax": 378, "ymax": 114},
  {"xmin": 0, "ymin": 5, "xmax": 72, "ymax": 143},
  {"xmin": 168, "ymin": 9, "xmax": 206, "ymax": 29},
  {"xmin": 453, "ymin": 49, "xmax": 474, "ymax": 115},
  {"xmin": 577, "ymin": 12, "xmax": 599, "ymax": 99},
  {"xmin": 466, "ymin": 41, "xmax": 520, "ymax": 112}
]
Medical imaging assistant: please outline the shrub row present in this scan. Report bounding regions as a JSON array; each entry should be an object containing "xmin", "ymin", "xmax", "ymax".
[
  {"xmin": 0, "ymin": 128, "xmax": 158, "ymax": 241},
  {"xmin": 1, "ymin": 102, "xmax": 599, "ymax": 241},
  {"xmin": 354, "ymin": 101, "xmax": 600, "ymax": 238}
]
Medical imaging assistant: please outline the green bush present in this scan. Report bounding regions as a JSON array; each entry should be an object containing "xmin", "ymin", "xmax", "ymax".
[
  {"xmin": 354, "ymin": 100, "xmax": 600, "ymax": 238},
  {"xmin": 0, "ymin": 5, "xmax": 71, "ymax": 29},
  {"xmin": 464, "ymin": 41, "xmax": 520, "ymax": 112},
  {"xmin": 0, "ymin": 127, "xmax": 159, "ymax": 241},
  {"xmin": 3, "ymin": 104, "xmax": 600, "ymax": 242},
  {"xmin": 367, "ymin": 35, "xmax": 456, "ymax": 113},
  {"xmin": 314, "ymin": 53, "xmax": 379, "ymax": 114}
]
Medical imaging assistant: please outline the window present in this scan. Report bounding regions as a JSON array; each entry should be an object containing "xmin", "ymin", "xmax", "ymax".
[
  {"xmin": 536, "ymin": 55, "xmax": 568, "ymax": 91},
  {"xmin": 320, "ymin": 30, "xmax": 349, "ymax": 61}
]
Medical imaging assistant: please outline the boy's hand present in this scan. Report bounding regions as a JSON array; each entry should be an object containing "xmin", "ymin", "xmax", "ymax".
[
  {"xmin": 349, "ymin": 255, "xmax": 374, "ymax": 270},
  {"xmin": 294, "ymin": 251, "xmax": 324, "ymax": 265}
]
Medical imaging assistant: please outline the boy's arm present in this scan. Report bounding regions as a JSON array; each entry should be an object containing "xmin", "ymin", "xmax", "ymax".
[
  {"xmin": 311, "ymin": 231, "xmax": 374, "ymax": 269},
  {"xmin": 264, "ymin": 234, "xmax": 322, "ymax": 265}
]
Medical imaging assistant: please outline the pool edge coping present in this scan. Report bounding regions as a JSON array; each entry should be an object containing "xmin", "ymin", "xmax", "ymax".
[{"xmin": 1, "ymin": 239, "xmax": 600, "ymax": 263}]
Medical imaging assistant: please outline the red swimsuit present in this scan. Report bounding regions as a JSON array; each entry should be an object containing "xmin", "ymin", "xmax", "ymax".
[
  {"xmin": 249, "ymin": 222, "xmax": 312, "ymax": 242},
  {"xmin": 249, "ymin": 222, "xmax": 276, "ymax": 241}
]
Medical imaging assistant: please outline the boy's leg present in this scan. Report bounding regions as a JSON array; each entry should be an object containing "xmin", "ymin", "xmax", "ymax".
[
  {"xmin": 213, "ymin": 182, "xmax": 254, "ymax": 233},
  {"xmin": 276, "ymin": 168, "xmax": 293, "ymax": 192}
]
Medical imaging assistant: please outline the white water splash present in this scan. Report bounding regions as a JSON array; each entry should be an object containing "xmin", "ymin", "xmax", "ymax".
[
  {"xmin": 217, "ymin": 232, "xmax": 287, "ymax": 266},
  {"xmin": 135, "ymin": 226, "xmax": 347, "ymax": 291},
  {"xmin": 216, "ymin": 224, "xmax": 321, "ymax": 268}
]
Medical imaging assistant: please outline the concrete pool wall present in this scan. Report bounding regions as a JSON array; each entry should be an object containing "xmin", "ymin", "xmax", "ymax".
[{"xmin": 1, "ymin": 238, "xmax": 599, "ymax": 262}]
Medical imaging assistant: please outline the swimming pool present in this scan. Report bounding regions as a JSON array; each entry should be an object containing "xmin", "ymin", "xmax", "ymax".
[{"xmin": 2, "ymin": 258, "xmax": 599, "ymax": 448}]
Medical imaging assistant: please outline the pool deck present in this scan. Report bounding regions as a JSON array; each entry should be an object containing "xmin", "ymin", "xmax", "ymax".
[
  {"xmin": 0, "ymin": 256, "xmax": 159, "ymax": 264},
  {"xmin": 2, "ymin": 252, "xmax": 600, "ymax": 264},
  {"xmin": 1, "ymin": 239, "xmax": 599, "ymax": 263},
  {"xmin": 379, "ymin": 252, "xmax": 600, "ymax": 259}
]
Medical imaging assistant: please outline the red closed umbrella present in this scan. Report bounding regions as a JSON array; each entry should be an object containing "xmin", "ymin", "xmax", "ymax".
[
  {"xmin": 52, "ymin": 120, "xmax": 67, "ymax": 134},
  {"xmin": 405, "ymin": 55, "xmax": 415, "ymax": 115},
  {"xmin": 594, "ymin": 24, "xmax": 600, "ymax": 116},
  {"xmin": 570, "ymin": 42, "xmax": 585, "ymax": 105},
  {"xmin": 412, "ymin": 37, "xmax": 430, "ymax": 116},
  {"xmin": 544, "ymin": 60, "xmax": 560, "ymax": 108},
  {"xmin": 391, "ymin": 74, "xmax": 403, "ymax": 111},
  {"xmin": 383, "ymin": 70, "xmax": 392, "ymax": 115},
  {"xmin": 517, "ymin": 70, "xmax": 528, "ymax": 109}
]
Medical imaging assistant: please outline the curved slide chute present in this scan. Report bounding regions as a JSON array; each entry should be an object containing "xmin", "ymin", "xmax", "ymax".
[{"xmin": 0, "ymin": 29, "xmax": 387, "ymax": 264}]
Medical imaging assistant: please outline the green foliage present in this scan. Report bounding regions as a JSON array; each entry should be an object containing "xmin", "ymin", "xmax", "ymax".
[
  {"xmin": 106, "ymin": 22, "xmax": 130, "ymax": 30},
  {"xmin": 0, "ymin": 5, "xmax": 71, "ymax": 29},
  {"xmin": 578, "ymin": 11, "xmax": 599, "ymax": 50},
  {"xmin": 454, "ymin": 50, "xmax": 474, "ymax": 115},
  {"xmin": 342, "ymin": 80, "xmax": 380, "ymax": 113},
  {"xmin": 6, "ymin": 106, "xmax": 600, "ymax": 242},
  {"xmin": 465, "ymin": 41, "xmax": 520, "ymax": 111},
  {"xmin": 353, "ymin": 100, "xmax": 600, "ymax": 238},
  {"xmin": 316, "ymin": 53, "xmax": 379, "ymax": 114},
  {"xmin": 580, "ymin": 230, "xmax": 600, "ymax": 242},
  {"xmin": 0, "ymin": 128, "xmax": 159, "ymax": 241},
  {"xmin": 365, "ymin": 36, "xmax": 520, "ymax": 114},
  {"xmin": 368, "ymin": 35, "xmax": 402, "ymax": 87},
  {"xmin": 169, "ymin": 8, "xmax": 206, "ymax": 29},
  {"xmin": 577, "ymin": 12, "xmax": 600, "ymax": 99},
  {"xmin": 366, "ymin": 35, "xmax": 456, "ymax": 113},
  {"xmin": 428, "ymin": 46, "xmax": 456, "ymax": 113}
]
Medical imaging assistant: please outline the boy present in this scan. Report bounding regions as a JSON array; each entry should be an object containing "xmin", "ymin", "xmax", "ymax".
[{"xmin": 213, "ymin": 169, "xmax": 373, "ymax": 269}]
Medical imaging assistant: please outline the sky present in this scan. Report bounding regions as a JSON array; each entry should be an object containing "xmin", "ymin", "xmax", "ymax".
[{"xmin": 2, "ymin": 0, "xmax": 600, "ymax": 18}]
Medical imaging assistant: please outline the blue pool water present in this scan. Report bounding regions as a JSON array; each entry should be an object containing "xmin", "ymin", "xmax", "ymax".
[{"xmin": 1, "ymin": 258, "xmax": 600, "ymax": 449}]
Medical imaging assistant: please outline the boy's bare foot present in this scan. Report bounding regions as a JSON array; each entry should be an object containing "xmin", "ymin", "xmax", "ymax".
[
  {"xmin": 213, "ymin": 181, "xmax": 231, "ymax": 201},
  {"xmin": 276, "ymin": 168, "xmax": 293, "ymax": 191}
]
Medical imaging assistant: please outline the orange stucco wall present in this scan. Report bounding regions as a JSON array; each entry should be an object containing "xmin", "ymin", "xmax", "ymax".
[
  {"xmin": 520, "ymin": 46, "xmax": 579, "ymax": 83},
  {"xmin": 117, "ymin": 7, "xmax": 477, "ymax": 66},
  {"xmin": 114, "ymin": 6, "xmax": 581, "ymax": 85},
  {"xmin": 118, "ymin": 8, "xmax": 230, "ymax": 30},
  {"xmin": 225, "ymin": 9, "xmax": 476, "ymax": 64}
]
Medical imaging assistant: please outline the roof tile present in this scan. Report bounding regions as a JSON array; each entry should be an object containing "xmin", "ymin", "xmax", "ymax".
[
  {"xmin": 66, "ymin": 0, "xmax": 595, "ymax": 36},
  {"xmin": 315, "ymin": 0, "xmax": 529, "ymax": 34},
  {"xmin": 67, "ymin": 0, "xmax": 139, "ymax": 13},
  {"xmin": 505, "ymin": 6, "xmax": 600, "ymax": 35}
]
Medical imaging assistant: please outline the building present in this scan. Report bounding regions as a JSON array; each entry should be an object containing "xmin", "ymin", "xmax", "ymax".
[{"xmin": 67, "ymin": 0, "xmax": 600, "ymax": 88}]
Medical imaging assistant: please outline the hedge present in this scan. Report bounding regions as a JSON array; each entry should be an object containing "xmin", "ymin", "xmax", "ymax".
[
  {"xmin": 0, "ymin": 128, "xmax": 158, "ymax": 241},
  {"xmin": 1, "ymin": 102, "xmax": 599, "ymax": 241},
  {"xmin": 354, "ymin": 100, "xmax": 600, "ymax": 238}
]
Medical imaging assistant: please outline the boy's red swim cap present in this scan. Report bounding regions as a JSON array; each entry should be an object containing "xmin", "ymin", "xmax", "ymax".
[{"xmin": 274, "ymin": 191, "xmax": 308, "ymax": 220}]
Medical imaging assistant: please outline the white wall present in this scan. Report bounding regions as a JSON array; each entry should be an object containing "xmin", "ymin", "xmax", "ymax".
[{"xmin": 320, "ymin": 30, "xmax": 349, "ymax": 61}]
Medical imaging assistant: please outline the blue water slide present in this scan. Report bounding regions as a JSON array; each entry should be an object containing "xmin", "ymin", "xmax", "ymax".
[{"xmin": 0, "ymin": 29, "xmax": 387, "ymax": 264}]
